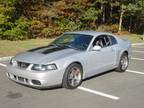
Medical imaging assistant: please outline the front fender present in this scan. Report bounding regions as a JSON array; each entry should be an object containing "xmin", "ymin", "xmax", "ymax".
[{"xmin": 61, "ymin": 56, "xmax": 86, "ymax": 79}]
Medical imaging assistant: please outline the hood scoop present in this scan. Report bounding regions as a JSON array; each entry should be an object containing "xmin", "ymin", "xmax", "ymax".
[
  {"xmin": 28, "ymin": 46, "xmax": 67, "ymax": 54},
  {"xmin": 42, "ymin": 47, "xmax": 67, "ymax": 54}
]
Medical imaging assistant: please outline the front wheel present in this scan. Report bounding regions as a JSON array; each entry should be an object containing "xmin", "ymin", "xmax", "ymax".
[
  {"xmin": 62, "ymin": 63, "xmax": 83, "ymax": 89},
  {"xmin": 115, "ymin": 53, "xmax": 129, "ymax": 72}
]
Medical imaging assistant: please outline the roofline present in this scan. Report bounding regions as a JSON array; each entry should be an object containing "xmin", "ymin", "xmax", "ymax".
[{"xmin": 64, "ymin": 31, "xmax": 115, "ymax": 37}]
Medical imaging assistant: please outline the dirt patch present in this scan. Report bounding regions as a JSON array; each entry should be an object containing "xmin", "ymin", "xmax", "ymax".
[{"xmin": 7, "ymin": 91, "xmax": 23, "ymax": 99}]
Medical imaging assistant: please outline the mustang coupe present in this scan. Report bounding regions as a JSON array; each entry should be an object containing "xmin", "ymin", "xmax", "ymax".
[{"xmin": 6, "ymin": 31, "xmax": 131, "ymax": 89}]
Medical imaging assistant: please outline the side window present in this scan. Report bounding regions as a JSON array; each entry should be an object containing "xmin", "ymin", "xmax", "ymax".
[
  {"xmin": 103, "ymin": 35, "xmax": 110, "ymax": 47},
  {"xmin": 93, "ymin": 36, "xmax": 103, "ymax": 47},
  {"xmin": 92, "ymin": 35, "xmax": 110, "ymax": 48},
  {"xmin": 109, "ymin": 35, "xmax": 117, "ymax": 45}
]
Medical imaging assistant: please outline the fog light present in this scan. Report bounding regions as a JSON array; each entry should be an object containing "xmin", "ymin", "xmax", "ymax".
[
  {"xmin": 31, "ymin": 80, "xmax": 41, "ymax": 85},
  {"xmin": 25, "ymin": 78, "xmax": 28, "ymax": 83}
]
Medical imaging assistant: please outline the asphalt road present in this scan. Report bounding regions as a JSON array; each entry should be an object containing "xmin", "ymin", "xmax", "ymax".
[{"xmin": 0, "ymin": 44, "xmax": 144, "ymax": 108}]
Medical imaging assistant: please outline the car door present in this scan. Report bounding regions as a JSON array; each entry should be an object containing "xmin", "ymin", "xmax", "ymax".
[{"xmin": 85, "ymin": 35, "xmax": 116, "ymax": 77}]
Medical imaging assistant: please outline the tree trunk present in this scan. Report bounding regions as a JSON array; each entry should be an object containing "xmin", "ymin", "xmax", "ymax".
[
  {"xmin": 101, "ymin": 4, "xmax": 105, "ymax": 24},
  {"xmin": 92, "ymin": 20, "xmax": 95, "ymax": 28},
  {"xmin": 128, "ymin": 16, "xmax": 132, "ymax": 32},
  {"xmin": 110, "ymin": 5, "xmax": 113, "ymax": 23},
  {"xmin": 118, "ymin": 6, "xmax": 125, "ymax": 32},
  {"xmin": 102, "ymin": 5, "xmax": 105, "ymax": 23}
]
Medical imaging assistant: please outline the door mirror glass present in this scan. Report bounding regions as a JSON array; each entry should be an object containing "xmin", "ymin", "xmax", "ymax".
[{"xmin": 92, "ymin": 45, "xmax": 102, "ymax": 51}]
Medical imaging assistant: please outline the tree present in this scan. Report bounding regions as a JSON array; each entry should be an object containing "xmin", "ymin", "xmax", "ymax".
[
  {"xmin": 118, "ymin": 0, "xmax": 139, "ymax": 33},
  {"xmin": 109, "ymin": 0, "xmax": 120, "ymax": 23},
  {"xmin": 95, "ymin": 0, "xmax": 107, "ymax": 24},
  {"xmin": 0, "ymin": 0, "xmax": 29, "ymax": 40},
  {"xmin": 0, "ymin": 0, "xmax": 144, "ymax": 40},
  {"xmin": 81, "ymin": 7, "xmax": 100, "ymax": 29},
  {"xmin": 118, "ymin": 3, "xmax": 127, "ymax": 32}
]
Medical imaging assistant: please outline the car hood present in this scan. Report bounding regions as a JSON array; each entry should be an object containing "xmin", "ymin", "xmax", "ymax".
[{"xmin": 14, "ymin": 46, "xmax": 81, "ymax": 64}]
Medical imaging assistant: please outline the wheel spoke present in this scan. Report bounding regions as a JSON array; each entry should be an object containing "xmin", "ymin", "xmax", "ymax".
[
  {"xmin": 68, "ymin": 67, "xmax": 81, "ymax": 87},
  {"xmin": 68, "ymin": 73, "xmax": 74, "ymax": 79},
  {"xmin": 121, "ymin": 56, "xmax": 128, "ymax": 70},
  {"xmin": 71, "ymin": 79, "xmax": 75, "ymax": 86}
]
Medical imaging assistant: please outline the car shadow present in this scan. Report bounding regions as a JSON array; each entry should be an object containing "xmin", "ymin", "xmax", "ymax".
[{"xmin": 83, "ymin": 69, "xmax": 116, "ymax": 82}]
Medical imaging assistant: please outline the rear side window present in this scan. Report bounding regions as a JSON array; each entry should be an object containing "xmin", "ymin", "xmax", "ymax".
[
  {"xmin": 92, "ymin": 35, "xmax": 111, "ymax": 48},
  {"xmin": 109, "ymin": 35, "xmax": 117, "ymax": 45}
]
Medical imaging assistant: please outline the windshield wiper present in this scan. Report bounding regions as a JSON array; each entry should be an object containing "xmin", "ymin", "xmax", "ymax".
[{"xmin": 63, "ymin": 45, "xmax": 81, "ymax": 50}]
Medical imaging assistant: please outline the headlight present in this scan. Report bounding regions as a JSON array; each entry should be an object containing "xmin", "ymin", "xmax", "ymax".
[
  {"xmin": 10, "ymin": 58, "xmax": 17, "ymax": 67},
  {"xmin": 31, "ymin": 64, "xmax": 57, "ymax": 71}
]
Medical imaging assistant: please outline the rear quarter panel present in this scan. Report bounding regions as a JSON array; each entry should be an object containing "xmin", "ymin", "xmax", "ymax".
[{"xmin": 116, "ymin": 37, "xmax": 132, "ymax": 63}]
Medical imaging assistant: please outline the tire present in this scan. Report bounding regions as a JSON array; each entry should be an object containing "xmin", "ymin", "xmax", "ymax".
[
  {"xmin": 62, "ymin": 63, "xmax": 83, "ymax": 89},
  {"xmin": 115, "ymin": 52, "xmax": 129, "ymax": 72}
]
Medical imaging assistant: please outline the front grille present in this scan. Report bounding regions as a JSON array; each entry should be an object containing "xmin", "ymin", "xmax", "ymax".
[
  {"xmin": 17, "ymin": 61, "xmax": 30, "ymax": 69},
  {"xmin": 7, "ymin": 73, "xmax": 41, "ymax": 86},
  {"xmin": 18, "ymin": 76, "xmax": 25, "ymax": 82},
  {"xmin": 7, "ymin": 73, "xmax": 29, "ymax": 83}
]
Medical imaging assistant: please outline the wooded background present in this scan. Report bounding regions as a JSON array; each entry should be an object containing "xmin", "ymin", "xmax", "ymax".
[{"xmin": 0, "ymin": 0, "xmax": 144, "ymax": 40}]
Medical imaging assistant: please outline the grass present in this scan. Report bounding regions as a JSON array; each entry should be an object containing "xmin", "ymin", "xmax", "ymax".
[
  {"xmin": 0, "ymin": 38, "xmax": 54, "ymax": 57},
  {"xmin": 0, "ymin": 34, "xmax": 143, "ymax": 57},
  {"xmin": 117, "ymin": 34, "xmax": 144, "ymax": 43}
]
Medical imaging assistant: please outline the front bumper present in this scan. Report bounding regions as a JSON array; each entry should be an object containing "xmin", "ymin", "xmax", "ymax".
[{"xmin": 6, "ymin": 65, "xmax": 64, "ymax": 89}]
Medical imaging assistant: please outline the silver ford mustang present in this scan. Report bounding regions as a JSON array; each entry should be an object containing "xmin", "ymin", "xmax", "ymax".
[{"xmin": 6, "ymin": 31, "xmax": 131, "ymax": 89}]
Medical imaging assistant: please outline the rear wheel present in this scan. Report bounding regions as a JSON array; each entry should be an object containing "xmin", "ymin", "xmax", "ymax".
[
  {"xmin": 115, "ymin": 53, "xmax": 129, "ymax": 72},
  {"xmin": 62, "ymin": 63, "xmax": 82, "ymax": 89}
]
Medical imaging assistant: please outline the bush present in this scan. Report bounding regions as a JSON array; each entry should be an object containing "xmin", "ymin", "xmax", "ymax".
[
  {"xmin": 29, "ymin": 20, "xmax": 46, "ymax": 38},
  {"xmin": 41, "ymin": 27, "xmax": 54, "ymax": 38},
  {"xmin": 3, "ymin": 28, "xmax": 27, "ymax": 40},
  {"xmin": 41, "ymin": 27, "xmax": 63, "ymax": 38},
  {"xmin": 105, "ymin": 24, "xmax": 119, "ymax": 33},
  {"xmin": 56, "ymin": 18, "xmax": 82, "ymax": 31},
  {"xmin": 1, "ymin": 17, "xmax": 29, "ymax": 40},
  {"xmin": 0, "ymin": 28, "xmax": 3, "ymax": 39},
  {"xmin": 97, "ymin": 24, "xmax": 119, "ymax": 33}
]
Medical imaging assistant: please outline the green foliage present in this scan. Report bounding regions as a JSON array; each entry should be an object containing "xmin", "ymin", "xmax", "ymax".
[
  {"xmin": 2, "ymin": 17, "xmax": 29, "ymax": 40},
  {"xmin": 81, "ymin": 7, "xmax": 101, "ymax": 28},
  {"xmin": 0, "ymin": 3, "xmax": 15, "ymax": 26},
  {"xmin": 0, "ymin": 0, "xmax": 144, "ymax": 40},
  {"xmin": 81, "ymin": 8, "xmax": 99, "ymax": 21},
  {"xmin": 56, "ymin": 18, "xmax": 82, "ymax": 31},
  {"xmin": 29, "ymin": 20, "xmax": 46, "ymax": 38},
  {"xmin": 41, "ymin": 27, "xmax": 55, "ymax": 38},
  {"xmin": 0, "ymin": 0, "xmax": 29, "ymax": 40}
]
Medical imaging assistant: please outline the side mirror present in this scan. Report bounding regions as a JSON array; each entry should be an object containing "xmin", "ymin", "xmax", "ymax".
[{"xmin": 92, "ymin": 45, "xmax": 102, "ymax": 51}]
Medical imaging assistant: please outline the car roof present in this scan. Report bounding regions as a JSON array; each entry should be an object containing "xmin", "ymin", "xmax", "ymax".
[{"xmin": 64, "ymin": 31, "xmax": 114, "ymax": 37}]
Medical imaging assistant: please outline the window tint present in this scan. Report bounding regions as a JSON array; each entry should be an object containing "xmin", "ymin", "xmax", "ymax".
[
  {"xmin": 50, "ymin": 34, "xmax": 93, "ymax": 50},
  {"xmin": 109, "ymin": 35, "xmax": 117, "ymax": 45},
  {"xmin": 104, "ymin": 35, "xmax": 110, "ymax": 46},
  {"xmin": 93, "ymin": 35, "xmax": 110, "ymax": 48},
  {"xmin": 93, "ymin": 36, "xmax": 103, "ymax": 47}
]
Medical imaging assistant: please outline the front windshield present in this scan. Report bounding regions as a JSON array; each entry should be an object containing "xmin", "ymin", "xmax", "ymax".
[{"xmin": 50, "ymin": 34, "xmax": 93, "ymax": 50}]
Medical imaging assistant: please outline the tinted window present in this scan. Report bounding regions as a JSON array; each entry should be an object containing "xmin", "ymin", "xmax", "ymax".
[
  {"xmin": 93, "ymin": 35, "xmax": 110, "ymax": 48},
  {"xmin": 50, "ymin": 34, "xmax": 93, "ymax": 50},
  {"xmin": 109, "ymin": 35, "xmax": 117, "ymax": 45}
]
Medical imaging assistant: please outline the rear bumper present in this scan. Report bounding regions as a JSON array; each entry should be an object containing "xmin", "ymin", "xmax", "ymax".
[{"xmin": 6, "ymin": 65, "xmax": 64, "ymax": 89}]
